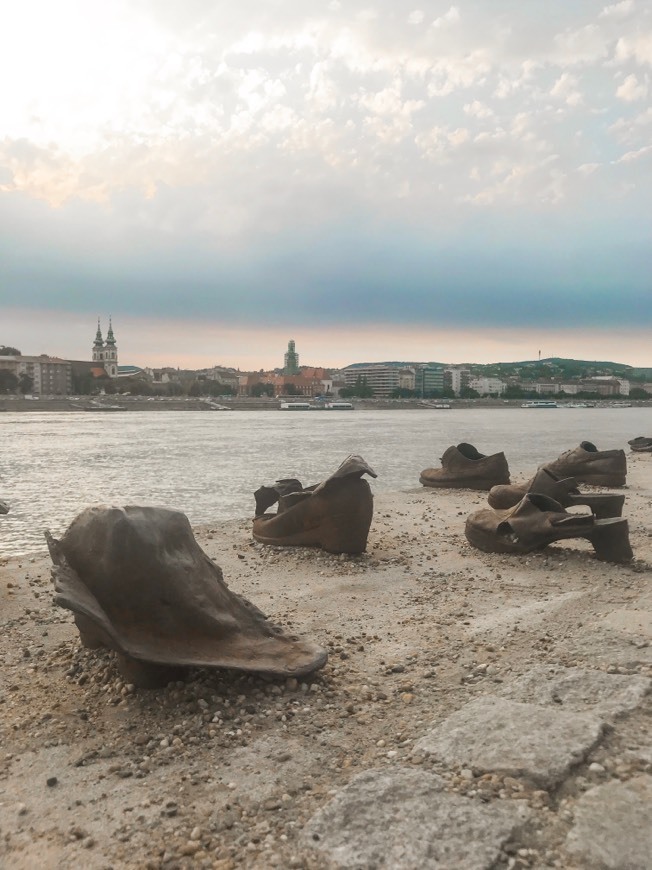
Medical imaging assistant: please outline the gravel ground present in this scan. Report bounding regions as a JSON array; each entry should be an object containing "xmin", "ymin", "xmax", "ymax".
[{"xmin": 1, "ymin": 452, "xmax": 651, "ymax": 869}]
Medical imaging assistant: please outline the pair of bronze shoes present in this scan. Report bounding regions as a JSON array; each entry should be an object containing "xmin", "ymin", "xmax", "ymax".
[
  {"xmin": 466, "ymin": 442, "xmax": 631, "ymax": 562},
  {"xmin": 252, "ymin": 455, "xmax": 377, "ymax": 555},
  {"xmin": 420, "ymin": 440, "xmax": 627, "ymax": 494}
]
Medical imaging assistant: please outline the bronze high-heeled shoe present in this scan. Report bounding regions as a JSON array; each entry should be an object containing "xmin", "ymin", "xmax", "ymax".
[
  {"xmin": 253, "ymin": 455, "xmax": 377, "ymax": 554},
  {"xmin": 46, "ymin": 505, "xmax": 328, "ymax": 687},
  {"xmin": 465, "ymin": 493, "xmax": 633, "ymax": 563},
  {"xmin": 488, "ymin": 466, "xmax": 625, "ymax": 518}
]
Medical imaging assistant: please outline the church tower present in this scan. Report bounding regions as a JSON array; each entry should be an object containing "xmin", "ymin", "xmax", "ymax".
[
  {"xmin": 104, "ymin": 317, "xmax": 118, "ymax": 377},
  {"xmin": 92, "ymin": 319, "xmax": 104, "ymax": 365},
  {"xmin": 91, "ymin": 318, "xmax": 119, "ymax": 377},
  {"xmin": 284, "ymin": 339, "xmax": 300, "ymax": 375}
]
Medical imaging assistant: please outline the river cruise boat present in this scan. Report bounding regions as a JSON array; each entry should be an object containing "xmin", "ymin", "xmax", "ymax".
[{"xmin": 521, "ymin": 400, "xmax": 558, "ymax": 408}]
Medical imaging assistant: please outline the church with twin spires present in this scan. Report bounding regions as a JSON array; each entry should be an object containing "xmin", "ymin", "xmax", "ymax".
[{"xmin": 92, "ymin": 318, "xmax": 118, "ymax": 377}]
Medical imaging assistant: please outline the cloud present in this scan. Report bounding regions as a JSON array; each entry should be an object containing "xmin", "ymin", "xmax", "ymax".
[
  {"xmin": 550, "ymin": 72, "xmax": 583, "ymax": 106},
  {"xmin": 599, "ymin": 0, "xmax": 635, "ymax": 18},
  {"xmin": 616, "ymin": 72, "xmax": 649, "ymax": 100},
  {"xmin": 1, "ymin": 0, "xmax": 651, "ymax": 365}
]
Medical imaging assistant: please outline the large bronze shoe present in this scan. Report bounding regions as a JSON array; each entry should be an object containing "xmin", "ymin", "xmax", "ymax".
[
  {"xmin": 46, "ymin": 505, "xmax": 327, "ymax": 687},
  {"xmin": 628, "ymin": 436, "xmax": 652, "ymax": 453},
  {"xmin": 488, "ymin": 467, "xmax": 625, "ymax": 518},
  {"xmin": 465, "ymin": 493, "xmax": 633, "ymax": 563},
  {"xmin": 420, "ymin": 443, "xmax": 510, "ymax": 491},
  {"xmin": 545, "ymin": 441, "xmax": 627, "ymax": 486},
  {"xmin": 252, "ymin": 455, "xmax": 377, "ymax": 554}
]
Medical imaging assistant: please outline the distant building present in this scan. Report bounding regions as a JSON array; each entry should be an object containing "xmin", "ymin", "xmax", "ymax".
[
  {"xmin": 0, "ymin": 354, "xmax": 71, "ymax": 395},
  {"xmin": 416, "ymin": 365, "xmax": 445, "ymax": 396},
  {"xmin": 444, "ymin": 367, "xmax": 471, "ymax": 397},
  {"xmin": 92, "ymin": 318, "xmax": 119, "ymax": 377},
  {"xmin": 398, "ymin": 367, "xmax": 416, "ymax": 391},
  {"xmin": 469, "ymin": 376, "xmax": 506, "ymax": 396},
  {"xmin": 284, "ymin": 340, "xmax": 300, "ymax": 375},
  {"xmin": 342, "ymin": 364, "xmax": 401, "ymax": 397}
]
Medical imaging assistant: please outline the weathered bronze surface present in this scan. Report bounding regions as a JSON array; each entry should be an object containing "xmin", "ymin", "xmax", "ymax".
[
  {"xmin": 253, "ymin": 455, "xmax": 377, "ymax": 554},
  {"xmin": 46, "ymin": 505, "xmax": 327, "ymax": 686}
]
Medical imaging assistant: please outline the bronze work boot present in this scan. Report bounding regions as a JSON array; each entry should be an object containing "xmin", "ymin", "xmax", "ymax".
[
  {"xmin": 253, "ymin": 455, "xmax": 377, "ymax": 554},
  {"xmin": 545, "ymin": 441, "xmax": 626, "ymax": 486},
  {"xmin": 420, "ymin": 443, "xmax": 510, "ymax": 491},
  {"xmin": 488, "ymin": 467, "xmax": 625, "ymax": 518},
  {"xmin": 465, "ymin": 493, "xmax": 633, "ymax": 563}
]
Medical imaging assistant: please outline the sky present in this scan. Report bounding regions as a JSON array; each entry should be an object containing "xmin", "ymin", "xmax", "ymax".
[{"xmin": 1, "ymin": 0, "xmax": 651, "ymax": 370}]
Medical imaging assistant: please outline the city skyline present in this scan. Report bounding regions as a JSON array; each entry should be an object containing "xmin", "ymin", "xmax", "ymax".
[
  {"xmin": 2, "ymin": 315, "xmax": 650, "ymax": 373},
  {"xmin": 2, "ymin": 1, "xmax": 651, "ymax": 368}
]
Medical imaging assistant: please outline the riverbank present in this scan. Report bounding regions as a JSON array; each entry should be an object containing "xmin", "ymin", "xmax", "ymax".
[
  {"xmin": 1, "ymin": 455, "xmax": 651, "ymax": 868},
  {"xmin": 2, "ymin": 395, "xmax": 651, "ymax": 412}
]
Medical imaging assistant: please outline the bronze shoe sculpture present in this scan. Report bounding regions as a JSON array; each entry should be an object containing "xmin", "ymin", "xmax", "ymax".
[
  {"xmin": 0, "ymin": 499, "xmax": 8, "ymax": 515},
  {"xmin": 488, "ymin": 467, "xmax": 625, "ymax": 518},
  {"xmin": 544, "ymin": 441, "xmax": 627, "ymax": 486},
  {"xmin": 420, "ymin": 443, "xmax": 510, "ymax": 490},
  {"xmin": 628, "ymin": 436, "xmax": 652, "ymax": 453},
  {"xmin": 465, "ymin": 493, "xmax": 633, "ymax": 563},
  {"xmin": 252, "ymin": 455, "xmax": 377, "ymax": 554},
  {"xmin": 46, "ymin": 505, "xmax": 328, "ymax": 688}
]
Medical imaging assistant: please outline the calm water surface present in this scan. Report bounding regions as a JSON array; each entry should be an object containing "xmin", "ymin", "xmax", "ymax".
[{"xmin": 1, "ymin": 408, "xmax": 650, "ymax": 557}]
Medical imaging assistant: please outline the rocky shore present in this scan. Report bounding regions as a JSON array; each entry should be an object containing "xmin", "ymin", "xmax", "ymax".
[{"xmin": 1, "ymin": 452, "xmax": 651, "ymax": 868}]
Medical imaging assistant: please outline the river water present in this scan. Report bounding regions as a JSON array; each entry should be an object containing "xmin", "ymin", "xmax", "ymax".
[{"xmin": 1, "ymin": 408, "xmax": 650, "ymax": 557}]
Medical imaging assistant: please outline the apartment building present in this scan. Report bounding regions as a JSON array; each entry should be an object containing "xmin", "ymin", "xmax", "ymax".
[
  {"xmin": 342, "ymin": 364, "xmax": 401, "ymax": 398},
  {"xmin": 0, "ymin": 355, "xmax": 72, "ymax": 395}
]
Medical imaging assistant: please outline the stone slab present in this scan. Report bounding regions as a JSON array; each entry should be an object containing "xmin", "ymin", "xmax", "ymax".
[
  {"xmin": 601, "ymin": 609, "xmax": 652, "ymax": 638},
  {"xmin": 498, "ymin": 666, "xmax": 651, "ymax": 720},
  {"xmin": 565, "ymin": 775, "xmax": 652, "ymax": 869},
  {"xmin": 302, "ymin": 767, "xmax": 529, "ymax": 870},
  {"xmin": 414, "ymin": 696, "xmax": 604, "ymax": 787}
]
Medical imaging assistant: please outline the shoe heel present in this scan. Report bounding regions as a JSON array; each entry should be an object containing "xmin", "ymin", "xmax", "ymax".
[
  {"xmin": 589, "ymin": 519, "xmax": 633, "ymax": 563},
  {"xmin": 567, "ymin": 493, "xmax": 625, "ymax": 519},
  {"xmin": 74, "ymin": 614, "xmax": 107, "ymax": 649}
]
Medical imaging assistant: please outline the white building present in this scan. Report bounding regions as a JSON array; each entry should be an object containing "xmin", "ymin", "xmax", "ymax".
[
  {"xmin": 468, "ymin": 376, "xmax": 506, "ymax": 396},
  {"xmin": 342, "ymin": 364, "xmax": 402, "ymax": 398}
]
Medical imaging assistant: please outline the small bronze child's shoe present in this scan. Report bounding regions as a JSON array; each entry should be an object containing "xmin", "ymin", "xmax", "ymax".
[{"xmin": 420, "ymin": 443, "xmax": 510, "ymax": 491}]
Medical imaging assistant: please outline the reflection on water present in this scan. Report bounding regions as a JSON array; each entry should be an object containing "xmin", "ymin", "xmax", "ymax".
[{"xmin": 1, "ymin": 408, "xmax": 649, "ymax": 557}]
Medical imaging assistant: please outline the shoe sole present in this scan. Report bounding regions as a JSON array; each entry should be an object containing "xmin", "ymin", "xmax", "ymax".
[{"xmin": 421, "ymin": 476, "xmax": 510, "ymax": 491}]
